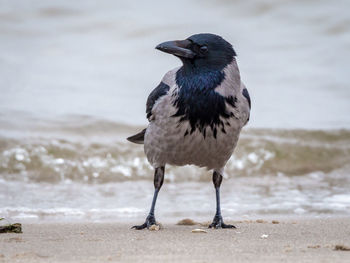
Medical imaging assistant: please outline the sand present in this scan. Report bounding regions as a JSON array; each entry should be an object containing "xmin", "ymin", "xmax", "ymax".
[{"xmin": 0, "ymin": 218, "xmax": 350, "ymax": 262}]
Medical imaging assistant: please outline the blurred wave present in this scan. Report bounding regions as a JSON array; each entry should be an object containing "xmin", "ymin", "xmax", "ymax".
[
  {"xmin": 1, "ymin": 117, "xmax": 350, "ymax": 221},
  {"xmin": 1, "ymin": 117, "xmax": 350, "ymax": 183}
]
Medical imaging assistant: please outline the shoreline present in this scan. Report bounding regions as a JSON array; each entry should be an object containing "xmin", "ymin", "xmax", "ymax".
[{"xmin": 1, "ymin": 217, "xmax": 350, "ymax": 262}]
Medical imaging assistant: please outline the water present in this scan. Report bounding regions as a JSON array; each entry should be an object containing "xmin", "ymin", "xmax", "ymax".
[
  {"xmin": 1, "ymin": 116, "xmax": 350, "ymax": 222},
  {"xmin": 1, "ymin": 0, "xmax": 350, "ymax": 129},
  {"xmin": 0, "ymin": 0, "xmax": 350, "ymax": 222}
]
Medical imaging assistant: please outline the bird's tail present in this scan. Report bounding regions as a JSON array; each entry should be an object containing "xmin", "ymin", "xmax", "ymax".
[{"xmin": 126, "ymin": 128, "xmax": 146, "ymax": 144}]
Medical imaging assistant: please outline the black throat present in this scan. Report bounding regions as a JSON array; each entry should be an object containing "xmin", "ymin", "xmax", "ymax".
[{"xmin": 172, "ymin": 67, "xmax": 236, "ymax": 138}]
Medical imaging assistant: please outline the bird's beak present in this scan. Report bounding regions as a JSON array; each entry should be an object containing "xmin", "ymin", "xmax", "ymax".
[{"xmin": 156, "ymin": 40, "xmax": 195, "ymax": 59}]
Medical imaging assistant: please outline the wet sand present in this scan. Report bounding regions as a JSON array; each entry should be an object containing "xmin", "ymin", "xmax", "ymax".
[{"xmin": 0, "ymin": 218, "xmax": 350, "ymax": 262}]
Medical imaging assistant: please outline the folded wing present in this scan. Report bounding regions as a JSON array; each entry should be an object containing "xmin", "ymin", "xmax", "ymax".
[{"xmin": 127, "ymin": 81, "xmax": 170, "ymax": 144}]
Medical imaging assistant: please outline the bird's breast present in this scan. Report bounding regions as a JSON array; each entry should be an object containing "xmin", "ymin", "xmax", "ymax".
[
  {"xmin": 144, "ymin": 94, "xmax": 242, "ymax": 169},
  {"xmin": 144, "ymin": 61, "xmax": 249, "ymax": 169}
]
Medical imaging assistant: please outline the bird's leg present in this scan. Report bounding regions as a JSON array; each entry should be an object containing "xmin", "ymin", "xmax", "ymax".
[
  {"xmin": 209, "ymin": 171, "xmax": 235, "ymax": 229},
  {"xmin": 132, "ymin": 166, "xmax": 164, "ymax": 230}
]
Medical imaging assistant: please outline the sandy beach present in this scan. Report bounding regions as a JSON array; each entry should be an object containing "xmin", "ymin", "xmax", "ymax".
[{"xmin": 0, "ymin": 217, "xmax": 349, "ymax": 262}]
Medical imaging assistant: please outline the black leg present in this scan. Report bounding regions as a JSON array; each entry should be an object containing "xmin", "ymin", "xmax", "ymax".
[
  {"xmin": 132, "ymin": 166, "xmax": 164, "ymax": 230},
  {"xmin": 209, "ymin": 171, "xmax": 235, "ymax": 229}
]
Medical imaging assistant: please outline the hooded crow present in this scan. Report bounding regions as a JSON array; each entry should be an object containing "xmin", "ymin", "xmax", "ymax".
[{"xmin": 127, "ymin": 33, "xmax": 251, "ymax": 229}]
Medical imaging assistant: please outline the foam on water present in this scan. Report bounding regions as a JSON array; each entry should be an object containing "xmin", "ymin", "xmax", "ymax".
[{"xmin": 1, "ymin": 168, "xmax": 349, "ymax": 222}]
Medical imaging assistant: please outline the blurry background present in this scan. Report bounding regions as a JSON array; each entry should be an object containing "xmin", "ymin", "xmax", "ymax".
[{"xmin": 0, "ymin": 0, "xmax": 350, "ymax": 223}]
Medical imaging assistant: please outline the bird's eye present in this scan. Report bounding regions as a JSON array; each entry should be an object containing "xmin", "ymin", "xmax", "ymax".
[{"xmin": 199, "ymin": 45, "xmax": 208, "ymax": 54}]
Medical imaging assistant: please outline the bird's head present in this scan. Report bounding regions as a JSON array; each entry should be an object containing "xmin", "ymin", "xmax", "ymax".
[{"xmin": 156, "ymin": 33, "xmax": 236, "ymax": 71}]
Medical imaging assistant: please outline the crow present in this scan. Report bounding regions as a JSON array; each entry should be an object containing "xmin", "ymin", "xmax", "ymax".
[{"xmin": 127, "ymin": 33, "xmax": 251, "ymax": 229}]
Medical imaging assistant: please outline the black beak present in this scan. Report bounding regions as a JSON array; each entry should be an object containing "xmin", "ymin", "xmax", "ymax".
[{"xmin": 156, "ymin": 40, "xmax": 195, "ymax": 59}]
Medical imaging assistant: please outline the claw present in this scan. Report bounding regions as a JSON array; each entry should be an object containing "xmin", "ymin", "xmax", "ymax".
[
  {"xmin": 222, "ymin": 223, "xmax": 236, "ymax": 228},
  {"xmin": 209, "ymin": 215, "xmax": 236, "ymax": 229},
  {"xmin": 131, "ymin": 214, "xmax": 156, "ymax": 230},
  {"xmin": 209, "ymin": 222, "xmax": 236, "ymax": 229},
  {"xmin": 131, "ymin": 223, "xmax": 148, "ymax": 230}
]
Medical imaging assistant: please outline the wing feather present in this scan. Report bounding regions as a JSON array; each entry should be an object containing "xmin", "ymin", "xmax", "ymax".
[{"xmin": 146, "ymin": 82, "xmax": 170, "ymax": 119}]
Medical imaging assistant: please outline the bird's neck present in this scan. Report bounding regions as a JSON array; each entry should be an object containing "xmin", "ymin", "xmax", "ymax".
[
  {"xmin": 176, "ymin": 66, "xmax": 225, "ymax": 92},
  {"xmin": 172, "ymin": 66, "xmax": 231, "ymax": 137}
]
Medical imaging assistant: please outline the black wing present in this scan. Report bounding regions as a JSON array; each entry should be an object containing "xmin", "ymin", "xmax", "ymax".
[
  {"xmin": 242, "ymin": 88, "xmax": 251, "ymax": 109},
  {"xmin": 126, "ymin": 82, "xmax": 170, "ymax": 144},
  {"xmin": 146, "ymin": 81, "xmax": 170, "ymax": 119}
]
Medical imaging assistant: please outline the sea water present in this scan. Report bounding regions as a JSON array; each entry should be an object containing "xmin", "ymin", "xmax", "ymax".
[{"xmin": 0, "ymin": 0, "xmax": 349, "ymax": 222}]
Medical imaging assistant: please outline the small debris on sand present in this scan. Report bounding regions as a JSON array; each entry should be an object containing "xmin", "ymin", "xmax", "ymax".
[
  {"xmin": 307, "ymin": 245, "xmax": 320, "ymax": 249},
  {"xmin": 176, "ymin": 218, "xmax": 197, "ymax": 225},
  {"xmin": 272, "ymin": 220, "xmax": 280, "ymax": 224},
  {"xmin": 334, "ymin": 245, "xmax": 350, "ymax": 251},
  {"xmin": 256, "ymin": 219, "xmax": 266, "ymax": 223},
  {"xmin": 0, "ymin": 223, "xmax": 22, "ymax": 234},
  {"xmin": 260, "ymin": 234, "xmax": 269, "ymax": 239},
  {"xmin": 191, "ymin": 229, "xmax": 207, "ymax": 233},
  {"xmin": 149, "ymin": 224, "xmax": 160, "ymax": 231}
]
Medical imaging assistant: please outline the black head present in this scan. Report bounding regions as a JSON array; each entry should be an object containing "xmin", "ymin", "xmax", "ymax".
[{"xmin": 156, "ymin": 33, "xmax": 236, "ymax": 71}]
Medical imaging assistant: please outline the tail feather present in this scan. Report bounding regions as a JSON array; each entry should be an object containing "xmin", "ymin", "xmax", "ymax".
[{"xmin": 127, "ymin": 128, "xmax": 146, "ymax": 144}]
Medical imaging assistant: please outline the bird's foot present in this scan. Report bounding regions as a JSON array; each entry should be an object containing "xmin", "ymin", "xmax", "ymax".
[
  {"xmin": 131, "ymin": 214, "xmax": 157, "ymax": 230},
  {"xmin": 209, "ymin": 215, "xmax": 236, "ymax": 229}
]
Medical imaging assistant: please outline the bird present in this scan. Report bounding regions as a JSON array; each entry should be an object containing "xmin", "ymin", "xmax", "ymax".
[{"xmin": 127, "ymin": 33, "xmax": 251, "ymax": 229}]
